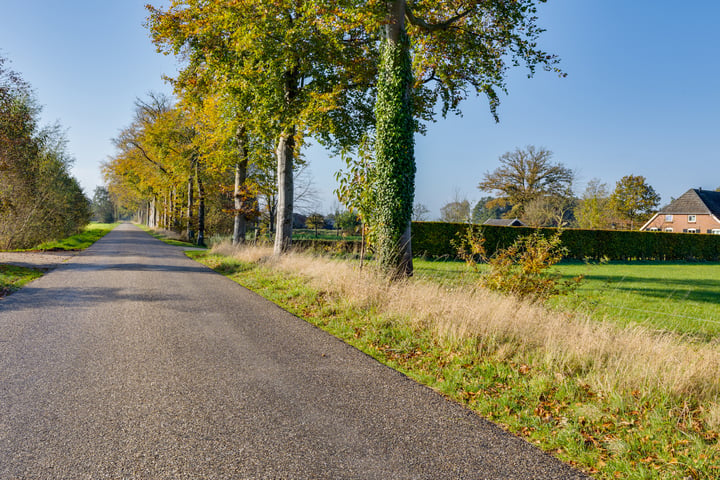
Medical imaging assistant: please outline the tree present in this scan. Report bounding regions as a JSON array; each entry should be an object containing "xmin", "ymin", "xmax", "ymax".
[
  {"xmin": 478, "ymin": 146, "xmax": 574, "ymax": 218},
  {"xmin": 147, "ymin": 2, "xmax": 561, "ymax": 275},
  {"xmin": 359, "ymin": 1, "xmax": 562, "ymax": 277},
  {"xmin": 335, "ymin": 210, "xmax": 360, "ymax": 234},
  {"xmin": 0, "ymin": 54, "xmax": 90, "ymax": 249},
  {"xmin": 440, "ymin": 199, "xmax": 471, "ymax": 223},
  {"xmin": 471, "ymin": 197, "xmax": 511, "ymax": 224},
  {"xmin": 91, "ymin": 186, "xmax": 116, "ymax": 223},
  {"xmin": 412, "ymin": 203, "xmax": 430, "ymax": 222},
  {"xmin": 305, "ymin": 213, "xmax": 325, "ymax": 237},
  {"xmin": 522, "ymin": 195, "xmax": 576, "ymax": 227},
  {"xmin": 148, "ymin": 1, "xmax": 376, "ymax": 256},
  {"xmin": 576, "ymin": 179, "xmax": 613, "ymax": 229},
  {"xmin": 610, "ymin": 175, "xmax": 660, "ymax": 229}
]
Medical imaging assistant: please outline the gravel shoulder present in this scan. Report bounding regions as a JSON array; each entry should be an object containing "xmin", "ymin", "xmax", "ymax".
[{"xmin": 0, "ymin": 251, "xmax": 78, "ymax": 271}]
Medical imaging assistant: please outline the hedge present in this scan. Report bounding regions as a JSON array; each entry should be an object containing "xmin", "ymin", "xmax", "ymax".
[
  {"xmin": 411, "ymin": 222, "xmax": 720, "ymax": 261},
  {"xmin": 292, "ymin": 224, "xmax": 720, "ymax": 261},
  {"xmin": 292, "ymin": 239, "xmax": 363, "ymax": 255}
]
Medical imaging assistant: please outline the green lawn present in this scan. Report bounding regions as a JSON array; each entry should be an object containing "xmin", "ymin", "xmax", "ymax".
[
  {"xmin": 293, "ymin": 228, "xmax": 361, "ymax": 241},
  {"xmin": 413, "ymin": 259, "xmax": 720, "ymax": 339},
  {"xmin": 0, "ymin": 264, "xmax": 43, "ymax": 297}
]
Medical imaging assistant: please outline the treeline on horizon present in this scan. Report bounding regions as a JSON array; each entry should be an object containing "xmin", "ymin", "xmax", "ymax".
[{"xmin": 0, "ymin": 55, "xmax": 90, "ymax": 250}]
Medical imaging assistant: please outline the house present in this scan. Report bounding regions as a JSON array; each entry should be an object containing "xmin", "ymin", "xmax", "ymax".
[
  {"xmin": 641, "ymin": 189, "xmax": 720, "ymax": 234},
  {"xmin": 483, "ymin": 218, "xmax": 525, "ymax": 227}
]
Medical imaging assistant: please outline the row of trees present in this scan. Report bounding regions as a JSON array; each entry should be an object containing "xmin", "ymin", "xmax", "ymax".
[
  {"xmin": 102, "ymin": 0, "xmax": 560, "ymax": 277},
  {"xmin": 0, "ymin": 55, "xmax": 90, "ymax": 249},
  {"xmin": 436, "ymin": 145, "xmax": 662, "ymax": 230}
]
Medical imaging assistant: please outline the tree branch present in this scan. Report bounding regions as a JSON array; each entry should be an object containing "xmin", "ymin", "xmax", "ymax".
[
  {"xmin": 129, "ymin": 141, "xmax": 169, "ymax": 176},
  {"xmin": 404, "ymin": 2, "xmax": 475, "ymax": 31}
]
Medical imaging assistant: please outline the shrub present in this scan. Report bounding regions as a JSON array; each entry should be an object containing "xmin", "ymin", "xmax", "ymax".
[{"xmin": 454, "ymin": 227, "xmax": 582, "ymax": 301}]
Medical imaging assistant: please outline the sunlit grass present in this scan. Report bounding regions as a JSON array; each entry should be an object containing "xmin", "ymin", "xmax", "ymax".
[
  {"xmin": 0, "ymin": 264, "xmax": 43, "ymax": 297},
  {"xmin": 25, "ymin": 222, "xmax": 117, "ymax": 251},
  {"xmin": 136, "ymin": 225, "xmax": 206, "ymax": 248},
  {"xmin": 412, "ymin": 258, "xmax": 720, "ymax": 339}
]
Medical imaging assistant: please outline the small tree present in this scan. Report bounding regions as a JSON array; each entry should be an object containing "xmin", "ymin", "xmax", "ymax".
[
  {"xmin": 305, "ymin": 213, "xmax": 325, "ymax": 238},
  {"xmin": 522, "ymin": 195, "xmax": 576, "ymax": 227},
  {"xmin": 610, "ymin": 175, "xmax": 660, "ymax": 229},
  {"xmin": 440, "ymin": 199, "xmax": 471, "ymax": 223},
  {"xmin": 335, "ymin": 210, "xmax": 360, "ymax": 235},
  {"xmin": 472, "ymin": 197, "xmax": 512, "ymax": 224},
  {"xmin": 454, "ymin": 227, "xmax": 582, "ymax": 302},
  {"xmin": 412, "ymin": 203, "xmax": 430, "ymax": 222},
  {"xmin": 91, "ymin": 186, "xmax": 116, "ymax": 223},
  {"xmin": 576, "ymin": 179, "xmax": 613, "ymax": 229}
]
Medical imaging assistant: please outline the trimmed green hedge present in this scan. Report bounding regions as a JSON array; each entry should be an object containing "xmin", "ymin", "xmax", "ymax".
[
  {"xmin": 292, "ymin": 239, "xmax": 363, "ymax": 255},
  {"xmin": 291, "ymin": 223, "xmax": 720, "ymax": 261},
  {"xmin": 411, "ymin": 222, "xmax": 720, "ymax": 261}
]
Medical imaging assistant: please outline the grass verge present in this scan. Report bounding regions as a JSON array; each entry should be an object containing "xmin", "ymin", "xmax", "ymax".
[
  {"xmin": 189, "ymin": 244, "xmax": 720, "ymax": 480},
  {"xmin": 32, "ymin": 222, "xmax": 118, "ymax": 251},
  {"xmin": 0, "ymin": 264, "xmax": 43, "ymax": 298},
  {"xmin": 412, "ymin": 258, "xmax": 720, "ymax": 339},
  {"xmin": 136, "ymin": 225, "xmax": 207, "ymax": 248}
]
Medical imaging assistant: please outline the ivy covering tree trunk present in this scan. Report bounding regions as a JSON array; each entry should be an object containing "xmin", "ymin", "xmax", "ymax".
[{"xmin": 374, "ymin": 0, "xmax": 416, "ymax": 278}]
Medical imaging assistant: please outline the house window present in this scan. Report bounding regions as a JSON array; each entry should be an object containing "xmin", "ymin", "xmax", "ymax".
[
  {"xmin": 688, "ymin": 215, "xmax": 697, "ymax": 223},
  {"xmin": 687, "ymin": 228, "xmax": 697, "ymax": 233},
  {"xmin": 649, "ymin": 227, "xmax": 659, "ymax": 231},
  {"xmin": 665, "ymin": 227, "xmax": 673, "ymax": 232},
  {"xmin": 712, "ymin": 229, "xmax": 720, "ymax": 235},
  {"xmin": 665, "ymin": 214, "xmax": 673, "ymax": 222}
]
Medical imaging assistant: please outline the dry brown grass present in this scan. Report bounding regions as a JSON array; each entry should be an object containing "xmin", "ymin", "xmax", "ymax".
[{"xmin": 213, "ymin": 241, "xmax": 720, "ymax": 412}]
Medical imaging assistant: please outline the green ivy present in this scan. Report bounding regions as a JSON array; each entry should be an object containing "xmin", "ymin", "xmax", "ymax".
[{"xmin": 374, "ymin": 33, "xmax": 416, "ymax": 276}]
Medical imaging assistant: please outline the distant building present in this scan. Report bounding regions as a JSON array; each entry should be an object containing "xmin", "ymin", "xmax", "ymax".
[
  {"xmin": 483, "ymin": 218, "xmax": 525, "ymax": 227},
  {"xmin": 640, "ymin": 189, "xmax": 720, "ymax": 234}
]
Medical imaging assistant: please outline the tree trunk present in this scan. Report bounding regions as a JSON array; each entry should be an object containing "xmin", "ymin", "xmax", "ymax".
[
  {"xmin": 232, "ymin": 150, "xmax": 248, "ymax": 245},
  {"xmin": 187, "ymin": 173, "xmax": 194, "ymax": 242},
  {"xmin": 273, "ymin": 130, "xmax": 294, "ymax": 255},
  {"xmin": 195, "ymin": 160, "xmax": 205, "ymax": 247},
  {"xmin": 375, "ymin": 0, "xmax": 415, "ymax": 278}
]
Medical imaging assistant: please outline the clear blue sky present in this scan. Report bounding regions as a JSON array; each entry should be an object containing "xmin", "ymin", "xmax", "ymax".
[{"xmin": 2, "ymin": 1, "xmax": 719, "ymax": 219}]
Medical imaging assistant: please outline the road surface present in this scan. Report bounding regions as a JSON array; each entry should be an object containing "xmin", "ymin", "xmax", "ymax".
[{"xmin": 0, "ymin": 224, "xmax": 588, "ymax": 479}]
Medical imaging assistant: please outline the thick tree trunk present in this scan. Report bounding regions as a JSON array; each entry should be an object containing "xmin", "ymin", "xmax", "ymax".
[
  {"xmin": 273, "ymin": 131, "xmax": 294, "ymax": 255},
  {"xmin": 375, "ymin": 0, "xmax": 415, "ymax": 278},
  {"xmin": 232, "ymin": 149, "xmax": 248, "ymax": 245},
  {"xmin": 186, "ymin": 174, "xmax": 194, "ymax": 242},
  {"xmin": 195, "ymin": 160, "xmax": 205, "ymax": 247}
]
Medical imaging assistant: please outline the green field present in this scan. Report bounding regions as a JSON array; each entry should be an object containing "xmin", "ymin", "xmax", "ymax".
[
  {"xmin": 292, "ymin": 228, "xmax": 361, "ymax": 241},
  {"xmin": 413, "ymin": 259, "xmax": 720, "ymax": 339}
]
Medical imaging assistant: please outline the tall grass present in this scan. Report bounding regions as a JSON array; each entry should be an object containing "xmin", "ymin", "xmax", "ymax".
[{"xmin": 211, "ymin": 241, "xmax": 720, "ymax": 406}]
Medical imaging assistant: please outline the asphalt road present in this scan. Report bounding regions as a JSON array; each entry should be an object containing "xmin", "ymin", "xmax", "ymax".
[{"xmin": 0, "ymin": 224, "xmax": 589, "ymax": 479}]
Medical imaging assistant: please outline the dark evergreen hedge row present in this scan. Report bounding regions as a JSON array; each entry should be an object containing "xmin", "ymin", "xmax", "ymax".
[
  {"xmin": 411, "ymin": 222, "xmax": 720, "ymax": 261},
  {"xmin": 292, "ymin": 239, "xmax": 363, "ymax": 255}
]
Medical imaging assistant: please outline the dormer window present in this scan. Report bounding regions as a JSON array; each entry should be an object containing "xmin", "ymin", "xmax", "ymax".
[{"xmin": 688, "ymin": 215, "xmax": 697, "ymax": 223}]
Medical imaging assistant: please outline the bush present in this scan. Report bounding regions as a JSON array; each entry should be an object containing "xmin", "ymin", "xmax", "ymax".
[{"xmin": 453, "ymin": 227, "xmax": 582, "ymax": 301}]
